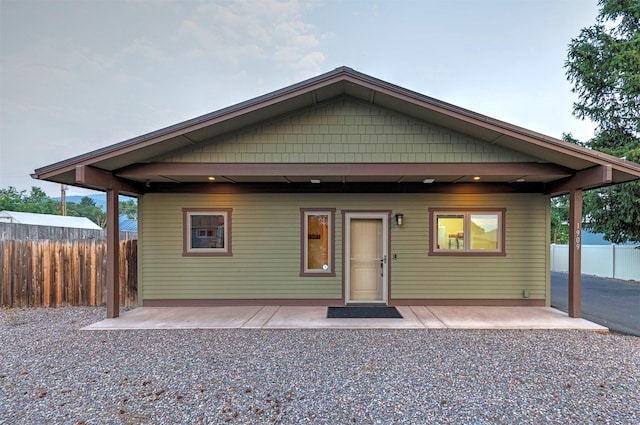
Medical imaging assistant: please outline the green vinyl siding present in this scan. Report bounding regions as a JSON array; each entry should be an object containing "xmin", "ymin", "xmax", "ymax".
[
  {"xmin": 154, "ymin": 98, "xmax": 539, "ymax": 164},
  {"xmin": 140, "ymin": 192, "xmax": 549, "ymax": 302}
]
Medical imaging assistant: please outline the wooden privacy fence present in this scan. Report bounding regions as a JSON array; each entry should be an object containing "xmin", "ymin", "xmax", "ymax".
[
  {"xmin": 0, "ymin": 240, "xmax": 137, "ymax": 308},
  {"xmin": 0, "ymin": 222, "xmax": 137, "ymax": 241}
]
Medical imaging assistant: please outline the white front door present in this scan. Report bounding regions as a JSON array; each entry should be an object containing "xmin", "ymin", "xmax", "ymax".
[{"xmin": 345, "ymin": 212, "xmax": 388, "ymax": 304}]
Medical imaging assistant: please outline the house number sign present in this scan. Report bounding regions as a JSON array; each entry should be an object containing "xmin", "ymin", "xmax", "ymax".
[{"xmin": 575, "ymin": 224, "xmax": 581, "ymax": 251}]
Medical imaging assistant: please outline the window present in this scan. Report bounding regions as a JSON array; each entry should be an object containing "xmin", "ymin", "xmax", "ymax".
[
  {"xmin": 430, "ymin": 209, "xmax": 505, "ymax": 255},
  {"xmin": 183, "ymin": 208, "xmax": 232, "ymax": 256},
  {"xmin": 300, "ymin": 209, "xmax": 335, "ymax": 276}
]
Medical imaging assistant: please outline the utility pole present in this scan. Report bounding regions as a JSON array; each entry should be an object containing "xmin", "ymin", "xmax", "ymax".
[{"xmin": 61, "ymin": 184, "xmax": 66, "ymax": 216}]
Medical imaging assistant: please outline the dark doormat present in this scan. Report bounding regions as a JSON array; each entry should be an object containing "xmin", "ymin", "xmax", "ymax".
[{"xmin": 327, "ymin": 306, "xmax": 403, "ymax": 319}]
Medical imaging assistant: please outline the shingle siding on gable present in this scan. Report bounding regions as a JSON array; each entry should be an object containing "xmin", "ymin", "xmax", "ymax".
[{"xmin": 157, "ymin": 97, "xmax": 539, "ymax": 164}]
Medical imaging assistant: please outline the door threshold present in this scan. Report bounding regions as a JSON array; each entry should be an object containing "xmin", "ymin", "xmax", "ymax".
[{"xmin": 346, "ymin": 302, "xmax": 388, "ymax": 307}]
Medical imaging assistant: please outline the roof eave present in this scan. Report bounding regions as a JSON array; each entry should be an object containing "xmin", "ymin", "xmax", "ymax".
[{"xmin": 32, "ymin": 66, "xmax": 640, "ymax": 186}]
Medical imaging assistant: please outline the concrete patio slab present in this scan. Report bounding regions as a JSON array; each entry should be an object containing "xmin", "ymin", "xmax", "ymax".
[
  {"xmin": 82, "ymin": 306, "xmax": 609, "ymax": 331},
  {"xmin": 426, "ymin": 306, "xmax": 608, "ymax": 330},
  {"xmin": 83, "ymin": 306, "xmax": 263, "ymax": 330}
]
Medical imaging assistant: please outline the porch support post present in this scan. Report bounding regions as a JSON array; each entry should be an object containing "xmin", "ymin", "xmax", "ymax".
[
  {"xmin": 568, "ymin": 189, "xmax": 582, "ymax": 318},
  {"xmin": 106, "ymin": 188, "xmax": 120, "ymax": 318}
]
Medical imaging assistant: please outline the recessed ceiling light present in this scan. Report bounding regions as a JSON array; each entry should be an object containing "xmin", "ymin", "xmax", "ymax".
[
  {"xmin": 423, "ymin": 178, "xmax": 435, "ymax": 184},
  {"xmin": 516, "ymin": 178, "xmax": 526, "ymax": 182},
  {"xmin": 473, "ymin": 176, "xmax": 481, "ymax": 181},
  {"xmin": 208, "ymin": 176, "xmax": 216, "ymax": 181},
  {"xmin": 310, "ymin": 179, "xmax": 321, "ymax": 184}
]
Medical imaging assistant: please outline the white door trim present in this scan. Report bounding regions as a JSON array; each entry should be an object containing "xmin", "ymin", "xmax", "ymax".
[{"xmin": 344, "ymin": 212, "xmax": 389, "ymax": 304}]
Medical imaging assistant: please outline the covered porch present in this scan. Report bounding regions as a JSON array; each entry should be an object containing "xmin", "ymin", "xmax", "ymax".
[{"xmin": 82, "ymin": 305, "xmax": 607, "ymax": 331}]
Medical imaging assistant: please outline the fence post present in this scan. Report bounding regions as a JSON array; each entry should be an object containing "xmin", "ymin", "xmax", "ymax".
[{"xmin": 612, "ymin": 244, "xmax": 616, "ymax": 279}]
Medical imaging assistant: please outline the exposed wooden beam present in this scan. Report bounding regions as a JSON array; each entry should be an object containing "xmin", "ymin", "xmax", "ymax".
[
  {"xmin": 116, "ymin": 162, "xmax": 572, "ymax": 178},
  {"xmin": 546, "ymin": 165, "xmax": 613, "ymax": 196},
  {"xmin": 568, "ymin": 189, "xmax": 582, "ymax": 318},
  {"xmin": 146, "ymin": 181, "xmax": 546, "ymax": 194},
  {"xmin": 75, "ymin": 165, "xmax": 143, "ymax": 196}
]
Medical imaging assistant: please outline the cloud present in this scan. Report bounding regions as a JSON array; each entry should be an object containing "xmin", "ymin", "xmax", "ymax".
[
  {"xmin": 174, "ymin": 0, "xmax": 327, "ymax": 79},
  {"xmin": 122, "ymin": 39, "xmax": 167, "ymax": 61}
]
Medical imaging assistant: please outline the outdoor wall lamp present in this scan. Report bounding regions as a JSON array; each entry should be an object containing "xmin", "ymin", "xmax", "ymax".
[{"xmin": 395, "ymin": 213, "xmax": 404, "ymax": 226}]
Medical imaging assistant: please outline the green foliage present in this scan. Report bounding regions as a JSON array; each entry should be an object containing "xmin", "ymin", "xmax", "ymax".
[
  {"xmin": 565, "ymin": 0, "xmax": 640, "ymax": 139},
  {"xmin": 66, "ymin": 196, "xmax": 106, "ymax": 228},
  {"xmin": 583, "ymin": 183, "xmax": 640, "ymax": 244},
  {"xmin": 565, "ymin": 0, "xmax": 640, "ymax": 244},
  {"xmin": 119, "ymin": 199, "xmax": 138, "ymax": 219},
  {"xmin": 1, "ymin": 186, "xmax": 139, "ymax": 229},
  {"xmin": 0, "ymin": 186, "xmax": 60, "ymax": 214},
  {"xmin": 551, "ymin": 195, "xmax": 569, "ymax": 244}
]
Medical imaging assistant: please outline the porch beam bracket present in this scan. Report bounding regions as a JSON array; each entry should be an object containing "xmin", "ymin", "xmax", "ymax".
[
  {"xmin": 546, "ymin": 165, "xmax": 612, "ymax": 196},
  {"xmin": 75, "ymin": 165, "xmax": 143, "ymax": 196}
]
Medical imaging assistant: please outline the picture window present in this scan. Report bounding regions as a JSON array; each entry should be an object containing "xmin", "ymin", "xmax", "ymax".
[{"xmin": 430, "ymin": 209, "xmax": 505, "ymax": 256}]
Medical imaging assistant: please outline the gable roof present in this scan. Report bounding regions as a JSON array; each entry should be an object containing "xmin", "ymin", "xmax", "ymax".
[
  {"xmin": 32, "ymin": 66, "xmax": 640, "ymax": 195},
  {"xmin": 0, "ymin": 210, "xmax": 102, "ymax": 229}
]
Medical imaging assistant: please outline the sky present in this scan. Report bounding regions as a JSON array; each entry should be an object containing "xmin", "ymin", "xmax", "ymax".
[{"xmin": 0, "ymin": 0, "xmax": 600, "ymax": 197}]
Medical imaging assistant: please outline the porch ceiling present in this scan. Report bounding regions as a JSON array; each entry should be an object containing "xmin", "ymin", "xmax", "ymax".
[{"xmin": 114, "ymin": 162, "xmax": 572, "ymax": 185}]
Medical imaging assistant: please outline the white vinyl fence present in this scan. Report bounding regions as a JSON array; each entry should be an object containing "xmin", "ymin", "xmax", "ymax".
[{"xmin": 550, "ymin": 244, "xmax": 640, "ymax": 281}]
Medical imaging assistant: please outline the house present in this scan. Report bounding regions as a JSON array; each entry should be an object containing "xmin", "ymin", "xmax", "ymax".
[
  {"xmin": 0, "ymin": 210, "xmax": 102, "ymax": 230},
  {"xmin": 119, "ymin": 216, "xmax": 138, "ymax": 232},
  {"xmin": 31, "ymin": 67, "xmax": 640, "ymax": 318}
]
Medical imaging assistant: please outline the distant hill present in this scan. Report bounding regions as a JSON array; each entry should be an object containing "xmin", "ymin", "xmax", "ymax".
[{"xmin": 52, "ymin": 194, "xmax": 136, "ymax": 211}]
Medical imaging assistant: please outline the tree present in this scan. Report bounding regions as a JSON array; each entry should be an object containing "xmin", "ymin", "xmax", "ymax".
[
  {"xmin": 565, "ymin": 0, "xmax": 640, "ymax": 243},
  {"xmin": 551, "ymin": 195, "xmax": 569, "ymax": 244},
  {"xmin": 0, "ymin": 186, "xmax": 110, "ymax": 228},
  {"xmin": 66, "ymin": 196, "xmax": 107, "ymax": 228},
  {"xmin": 0, "ymin": 186, "xmax": 60, "ymax": 214},
  {"xmin": 119, "ymin": 199, "xmax": 138, "ymax": 219}
]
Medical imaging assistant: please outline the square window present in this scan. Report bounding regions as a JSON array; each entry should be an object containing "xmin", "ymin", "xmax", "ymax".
[
  {"xmin": 470, "ymin": 214, "xmax": 499, "ymax": 250},
  {"xmin": 183, "ymin": 209, "xmax": 232, "ymax": 256},
  {"xmin": 431, "ymin": 209, "xmax": 504, "ymax": 255}
]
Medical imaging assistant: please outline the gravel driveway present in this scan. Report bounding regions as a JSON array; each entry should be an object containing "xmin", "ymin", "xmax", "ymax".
[{"xmin": 1, "ymin": 307, "xmax": 639, "ymax": 424}]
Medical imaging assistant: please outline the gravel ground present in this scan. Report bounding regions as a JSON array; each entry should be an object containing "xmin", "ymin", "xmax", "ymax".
[{"xmin": 1, "ymin": 307, "xmax": 639, "ymax": 424}]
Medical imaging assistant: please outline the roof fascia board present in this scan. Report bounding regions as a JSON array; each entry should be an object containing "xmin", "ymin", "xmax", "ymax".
[
  {"xmin": 545, "ymin": 165, "xmax": 613, "ymax": 196},
  {"xmin": 116, "ymin": 162, "xmax": 572, "ymax": 178}
]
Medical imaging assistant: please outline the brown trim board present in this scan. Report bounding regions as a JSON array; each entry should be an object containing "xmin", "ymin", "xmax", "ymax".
[
  {"xmin": 391, "ymin": 299, "xmax": 545, "ymax": 307},
  {"xmin": 299, "ymin": 208, "xmax": 337, "ymax": 277},
  {"xmin": 545, "ymin": 165, "xmax": 613, "ymax": 196},
  {"xmin": 428, "ymin": 208, "xmax": 507, "ymax": 256},
  {"xmin": 76, "ymin": 165, "xmax": 143, "ymax": 196},
  {"xmin": 117, "ymin": 161, "xmax": 572, "ymax": 178},
  {"xmin": 143, "ymin": 298, "xmax": 345, "ymax": 307},
  {"xmin": 147, "ymin": 182, "xmax": 546, "ymax": 194},
  {"xmin": 142, "ymin": 298, "xmax": 544, "ymax": 307}
]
